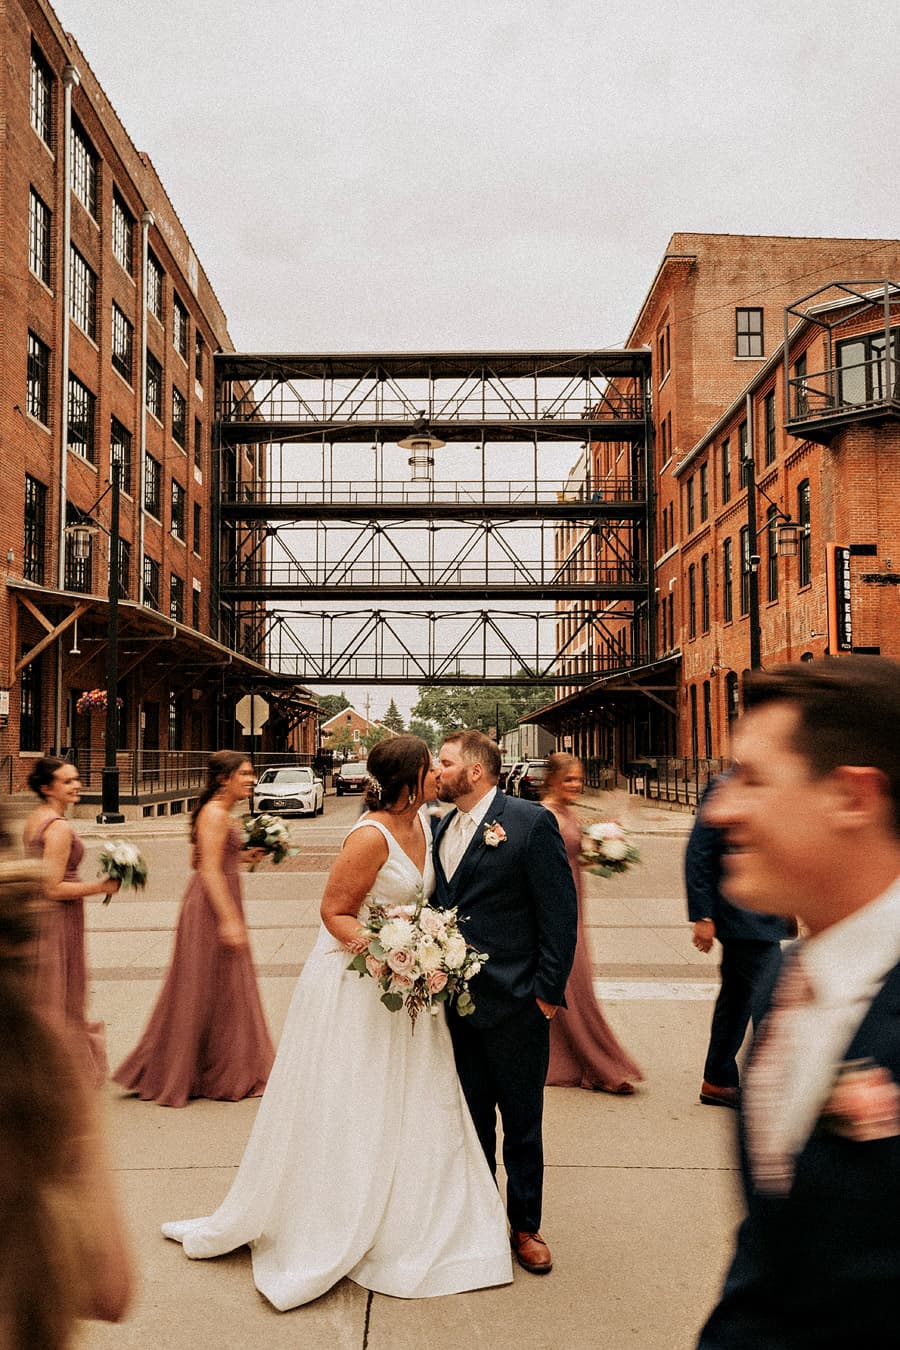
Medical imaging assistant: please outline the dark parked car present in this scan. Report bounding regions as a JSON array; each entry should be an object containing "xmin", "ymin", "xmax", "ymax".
[
  {"xmin": 336, "ymin": 760, "xmax": 369, "ymax": 795},
  {"xmin": 516, "ymin": 763, "xmax": 547, "ymax": 801}
]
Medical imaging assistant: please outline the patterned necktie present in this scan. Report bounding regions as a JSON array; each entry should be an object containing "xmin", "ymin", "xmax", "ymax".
[{"xmin": 743, "ymin": 951, "xmax": 815, "ymax": 1195}]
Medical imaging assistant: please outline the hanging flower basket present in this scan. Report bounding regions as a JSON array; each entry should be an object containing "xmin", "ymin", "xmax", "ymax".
[{"xmin": 76, "ymin": 689, "xmax": 124, "ymax": 715}]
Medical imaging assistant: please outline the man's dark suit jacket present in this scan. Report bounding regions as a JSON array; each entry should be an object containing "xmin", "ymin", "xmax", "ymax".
[
  {"xmin": 432, "ymin": 790, "xmax": 577, "ymax": 1028},
  {"xmin": 699, "ymin": 953, "xmax": 900, "ymax": 1349}
]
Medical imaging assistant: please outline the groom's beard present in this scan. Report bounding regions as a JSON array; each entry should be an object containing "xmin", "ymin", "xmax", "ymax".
[{"xmin": 436, "ymin": 767, "xmax": 474, "ymax": 803}]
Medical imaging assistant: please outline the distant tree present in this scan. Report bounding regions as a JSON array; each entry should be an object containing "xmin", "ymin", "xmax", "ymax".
[
  {"xmin": 381, "ymin": 699, "xmax": 405, "ymax": 733},
  {"xmin": 317, "ymin": 692, "xmax": 351, "ymax": 722},
  {"xmin": 411, "ymin": 680, "xmax": 549, "ymax": 741},
  {"xmin": 408, "ymin": 718, "xmax": 440, "ymax": 752},
  {"xmin": 362, "ymin": 724, "xmax": 390, "ymax": 752},
  {"xmin": 328, "ymin": 726, "xmax": 358, "ymax": 761}
]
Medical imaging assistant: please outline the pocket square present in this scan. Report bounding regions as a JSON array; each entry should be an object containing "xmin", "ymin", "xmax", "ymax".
[{"xmin": 820, "ymin": 1059, "xmax": 900, "ymax": 1142}]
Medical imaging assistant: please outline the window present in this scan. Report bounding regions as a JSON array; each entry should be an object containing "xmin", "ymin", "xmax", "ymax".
[
  {"xmin": 699, "ymin": 462, "xmax": 709, "ymax": 522},
  {"xmin": 690, "ymin": 684, "xmax": 698, "ymax": 760},
  {"xmin": 793, "ymin": 352, "xmax": 808, "ymax": 417},
  {"xmin": 739, "ymin": 525, "xmax": 751, "ymax": 616},
  {"xmin": 738, "ymin": 420, "xmax": 749, "ymax": 485},
  {"xmin": 764, "ymin": 390, "xmax": 777, "ymax": 465},
  {"xmin": 193, "ymin": 416, "xmax": 203, "ymax": 470},
  {"xmin": 30, "ymin": 44, "xmax": 53, "ymax": 145},
  {"xmin": 115, "ymin": 537, "xmax": 131, "ymax": 600},
  {"xmin": 67, "ymin": 375, "xmax": 96, "ymax": 463},
  {"xmin": 110, "ymin": 417, "xmax": 132, "ymax": 495},
  {"xmin": 168, "ymin": 692, "xmax": 183, "ymax": 747},
  {"xmin": 24, "ymin": 476, "xmax": 48, "ymax": 583},
  {"xmin": 27, "ymin": 331, "xmax": 50, "ymax": 424},
  {"xmin": 69, "ymin": 247, "xmax": 97, "ymax": 339},
  {"xmin": 111, "ymin": 304, "xmax": 133, "ymax": 382},
  {"xmin": 194, "ymin": 331, "xmax": 204, "ymax": 385},
  {"xmin": 722, "ymin": 538, "xmax": 733, "ymax": 623},
  {"xmin": 146, "ymin": 352, "xmax": 162, "ymax": 419},
  {"xmin": 721, "ymin": 438, "xmax": 731, "ymax": 504},
  {"xmin": 169, "ymin": 573, "xmax": 184, "ymax": 623},
  {"xmin": 703, "ymin": 681, "xmax": 712, "ymax": 758},
  {"xmin": 736, "ymin": 308, "xmax": 763, "ymax": 358},
  {"xmin": 725, "ymin": 671, "xmax": 739, "ymax": 729},
  {"xmin": 837, "ymin": 327, "xmax": 900, "ymax": 405},
  {"xmin": 70, "ymin": 117, "xmax": 98, "ymax": 218},
  {"xmin": 766, "ymin": 506, "xmax": 779, "ymax": 603},
  {"xmin": 29, "ymin": 189, "xmax": 51, "ymax": 285},
  {"xmin": 193, "ymin": 502, "xmax": 201, "ymax": 555},
  {"xmin": 19, "ymin": 649, "xmax": 43, "ymax": 752},
  {"xmin": 170, "ymin": 479, "xmax": 186, "ymax": 540},
  {"xmin": 146, "ymin": 251, "xmax": 163, "ymax": 320},
  {"xmin": 686, "ymin": 476, "xmax": 695, "ymax": 534},
  {"xmin": 657, "ymin": 323, "xmax": 670, "ymax": 381},
  {"xmin": 660, "ymin": 598, "xmax": 668, "ymax": 652},
  {"xmin": 701, "ymin": 553, "xmax": 710, "ymax": 633},
  {"xmin": 112, "ymin": 191, "xmax": 134, "ymax": 274},
  {"xmin": 64, "ymin": 524, "xmax": 92, "ymax": 593},
  {"xmin": 798, "ymin": 480, "xmax": 811, "ymax": 587},
  {"xmin": 144, "ymin": 454, "xmax": 161, "ymax": 518},
  {"xmin": 659, "ymin": 414, "xmax": 669, "ymax": 466},
  {"xmin": 192, "ymin": 584, "xmax": 201, "ymax": 630},
  {"xmin": 173, "ymin": 294, "xmax": 188, "ymax": 360},
  {"xmin": 142, "ymin": 554, "xmax": 160, "ymax": 610},
  {"xmin": 688, "ymin": 563, "xmax": 697, "ymax": 639},
  {"xmin": 171, "ymin": 387, "xmax": 187, "ymax": 447}
]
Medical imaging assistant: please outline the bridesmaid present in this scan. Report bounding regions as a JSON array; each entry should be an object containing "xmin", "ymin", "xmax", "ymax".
[
  {"xmin": 113, "ymin": 750, "xmax": 274, "ymax": 1107},
  {"xmin": 23, "ymin": 757, "xmax": 120, "ymax": 1086},
  {"xmin": 542, "ymin": 753, "xmax": 643, "ymax": 1095}
]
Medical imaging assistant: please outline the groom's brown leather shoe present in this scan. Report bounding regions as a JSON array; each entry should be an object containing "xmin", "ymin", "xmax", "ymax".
[
  {"xmin": 700, "ymin": 1080, "xmax": 740, "ymax": 1109},
  {"xmin": 511, "ymin": 1230, "xmax": 553, "ymax": 1274}
]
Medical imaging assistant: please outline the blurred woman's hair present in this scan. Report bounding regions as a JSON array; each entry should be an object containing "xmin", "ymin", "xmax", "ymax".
[
  {"xmin": 543, "ymin": 752, "xmax": 582, "ymax": 797},
  {"xmin": 363, "ymin": 736, "xmax": 432, "ymax": 812},
  {"xmin": 26, "ymin": 755, "xmax": 66, "ymax": 799},
  {"xmin": 191, "ymin": 750, "xmax": 252, "ymax": 838}
]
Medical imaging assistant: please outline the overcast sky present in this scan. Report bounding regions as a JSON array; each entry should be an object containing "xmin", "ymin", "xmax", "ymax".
[{"xmin": 50, "ymin": 0, "xmax": 900, "ymax": 721}]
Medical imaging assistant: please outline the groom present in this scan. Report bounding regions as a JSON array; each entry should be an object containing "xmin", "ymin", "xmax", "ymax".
[{"xmin": 433, "ymin": 730, "xmax": 577, "ymax": 1275}]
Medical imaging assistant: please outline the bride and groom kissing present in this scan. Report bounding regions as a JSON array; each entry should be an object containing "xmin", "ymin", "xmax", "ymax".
[{"xmin": 163, "ymin": 730, "xmax": 578, "ymax": 1310}]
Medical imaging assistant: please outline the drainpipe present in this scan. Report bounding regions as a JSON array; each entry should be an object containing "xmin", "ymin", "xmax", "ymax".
[{"xmin": 138, "ymin": 211, "xmax": 154, "ymax": 599}]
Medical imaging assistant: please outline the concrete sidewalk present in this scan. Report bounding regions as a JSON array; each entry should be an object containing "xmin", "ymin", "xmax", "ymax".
[{"xmin": 78, "ymin": 799, "xmax": 737, "ymax": 1350}]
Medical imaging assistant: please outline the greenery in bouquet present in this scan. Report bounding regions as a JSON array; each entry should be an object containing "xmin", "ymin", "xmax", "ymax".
[
  {"xmin": 578, "ymin": 820, "xmax": 641, "ymax": 878},
  {"xmin": 97, "ymin": 841, "xmax": 148, "ymax": 900},
  {"xmin": 241, "ymin": 813, "xmax": 296, "ymax": 866},
  {"xmin": 348, "ymin": 887, "xmax": 488, "ymax": 1027}
]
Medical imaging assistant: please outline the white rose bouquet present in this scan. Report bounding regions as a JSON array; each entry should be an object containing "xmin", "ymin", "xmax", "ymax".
[
  {"xmin": 348, "ymin": 885, "xmax": 488, "ymax": 1027},
  {"xmin": 578, "ymin": 820, "xmax": 641, "ymax": 878},
  {"xmin": 241, "ymin": 813, "xmax": 296, "ymax": 866},
  {"xmin": 97, "ymin": 841, "xmax": 149, "ymax": 900}
]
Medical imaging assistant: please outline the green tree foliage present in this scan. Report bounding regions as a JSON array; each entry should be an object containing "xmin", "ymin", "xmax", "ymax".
[
  {"xmin": 380, "ymin": 699, "xmax": 405, "ymax": 733},
  {"xmin": 408, "ymin": 718, "xmax": 440, "ymax": 752},
  {"xmin": 327, "ymin": 725, "xmax": 359, "ymax": 761},
  {"xmin": 362, "ymin": 724, "xmax": 390, "ymax": 752},
  {"xmin": 411, "ymin": 682, "xmax": 549, "ymax": 741},
  {"xmin": 317, "ymin": 692, "xmax": 352, "ymax": 721}
]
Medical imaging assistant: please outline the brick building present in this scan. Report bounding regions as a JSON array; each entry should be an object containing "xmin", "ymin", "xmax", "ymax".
[
  {"xmin": 319, "ymin": 707, "xmax": 395, "ymax": 758},
  {"xmin": 537, "ymin": 236, "xmax": 900, "ymax": 778},
  {"xmin": 0, "ymin": 0, "xmax": 316, "ymax": 811}
]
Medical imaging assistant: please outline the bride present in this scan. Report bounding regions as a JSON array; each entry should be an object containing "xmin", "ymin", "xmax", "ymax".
[{"xmin": 162, "ymin": 735, "xmax": 513, "ymax": 1309}]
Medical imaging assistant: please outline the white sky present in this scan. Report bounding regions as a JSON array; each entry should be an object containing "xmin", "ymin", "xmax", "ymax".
[{"xmin": 49, "ymin": 0, "xmax": 900, "ymax": 719}]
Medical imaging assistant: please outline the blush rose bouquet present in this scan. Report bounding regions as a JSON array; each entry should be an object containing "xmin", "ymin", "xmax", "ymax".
[
  {"xmin": 578, "ymin": 820, "xmax": 641, "ymax": 878},
  {"xmin": 348, "ymin": 883, "xmax": 488, "ymax": 1027},
  {"xmin": 241, "ymin": 813, "xmax": 296, "ymax": 866}
]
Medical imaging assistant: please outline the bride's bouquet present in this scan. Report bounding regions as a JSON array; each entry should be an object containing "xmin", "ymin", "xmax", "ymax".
[
  {"xmin": 578, "ymin": 820, "xmax": 641, "ymax": 878},
  {"xmin": 348, "ymin": 886, "xmax": 488, "ymax": 1027},
  {"xmin": 97, "ymin": 841, "xmax": 149, "ymax": 900},
  {"xmin": 241, "ymin": 813, "xmax": 296, "ymax": 866}
]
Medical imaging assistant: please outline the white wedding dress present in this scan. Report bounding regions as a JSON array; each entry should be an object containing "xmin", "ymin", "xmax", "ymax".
[{"xmin": 162, "ymin": 812, "xmax": 512, "ymax": 1309}]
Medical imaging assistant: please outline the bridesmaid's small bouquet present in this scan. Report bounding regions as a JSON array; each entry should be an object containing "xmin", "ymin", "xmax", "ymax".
[
  {"xmin": 241, "ymin": 813, "xmax": 296, "ymax": 866},
  {"xmin": 579, "ymin": 821, "xmax": 641, "ymax": 878},
  {"xmin": 97, "ymin": 841, "xmax": 149, "ymax": 900},
  {"xmin": 348, "ymin": 887, "xmax": 489, "ymax": 1027}
]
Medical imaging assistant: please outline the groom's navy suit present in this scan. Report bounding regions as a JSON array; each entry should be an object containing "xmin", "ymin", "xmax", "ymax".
[
  {"xmin": 698, "ymin": 955, "xmax": 900, "ymax": 1349},
  {"xmin": 433, "ymin": 790, "xmax": 577, "ymax": 1233}
]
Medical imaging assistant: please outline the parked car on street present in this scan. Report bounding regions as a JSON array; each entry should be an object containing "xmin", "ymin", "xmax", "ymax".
[
  {"xmin": 253, "ymin": 765, "xmax": 324, "ymax": 817},
  {"xmin": 498, "ymin": 762, "xmax": 516, "ymax": 791},
  {"xmin": 336, "ymin": 760, "xmax": 369, "ymax": 795},
  {"xmin": 516, "ymin": 762, "xmax": 547, "ymax": 801},
  {"xmin": 505, "ymin": 761, "xmax": 528, "ymax": 795}
]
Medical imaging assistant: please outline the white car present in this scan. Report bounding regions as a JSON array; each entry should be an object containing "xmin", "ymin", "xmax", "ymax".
[{"xmin": 252, "ymin": 765, "xmax": 325, "ymax": 817}]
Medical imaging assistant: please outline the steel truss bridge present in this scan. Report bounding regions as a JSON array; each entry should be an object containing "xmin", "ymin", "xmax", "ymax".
[{"xmin": 213, "ymin": 350, "xmax": 654, "ymax": 686}]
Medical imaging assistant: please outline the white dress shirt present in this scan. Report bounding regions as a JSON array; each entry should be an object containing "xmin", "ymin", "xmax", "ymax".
[{"xmin": 441, "ymin": 787, "xmax": 498, "ymax": 880}]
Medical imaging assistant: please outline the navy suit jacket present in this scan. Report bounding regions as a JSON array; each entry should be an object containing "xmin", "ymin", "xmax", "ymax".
[
  {"xmin": 700, "ymin": 955, "xmax": 900, "ymax": 1348},
  {"xmin": 432, "ymin": 791, "xmax": 577, "ymax": 1028}
]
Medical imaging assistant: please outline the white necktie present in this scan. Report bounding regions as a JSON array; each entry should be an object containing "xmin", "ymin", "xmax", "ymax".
[{"xmin": 444, "ymin": 812, "xmax": 475, "ymax": 879}]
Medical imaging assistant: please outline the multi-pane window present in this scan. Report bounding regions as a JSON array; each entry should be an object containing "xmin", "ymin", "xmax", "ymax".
[
  {"xmin": 144, "ymin": 454, "xmax": 161, "ymax": 518},
  {"xmin": 798, "ymin": 480, "xmax": 811, "ymax": 587},
  {"xmin": 24, "ymin": 476, "xmax": 48, "ymax": 584},
  {"xmin": 168, "ymin": 692, "xmax": 183, "ymax": 747},
  {"xmin": 837, "ymin": 328, "xmax": 900, "ymax": 405},
  {"xmin": 69, "ymin": 246, "xmax": 97, "ymax": 340},
  {"xmin": 112, "ymin": 191, "xmax": 134, "ymax": 274},
  {"xmin": 27, "ymin": 332, "xmax": 50, "ymax": 424},
  {"xmin": 722, "ymin": 538, "xmax": 733, "ymax": 623},
  {"xmin": 142, "ymin": 554, "xmax": 160, "ymax": 610},
  {"xmin": 192, "ymin": 584, "xmax": 201, "ymax": 631},
  {"xmin": 146, "ymin": 251, "xmax": 163, "ymax": 320},
  {"xmin": 115, "ymin": 537, "xmax": 131, "ymax": 600},
  {"xmin": 701, "ymin": 553, "xmax": 710, "ymax": 633},
  {"xmin": 173, "ymin": 294, "xmax": 188, "ymax": 360},
  {"xmin": 766, "ymin": 506, "xmax": 779, "ymax": 603},
  {"xmin": 67, "ymin": 374, "xmax": 96, "ymax": 463},
  {"xmin": 699, "ymin": 462, "xmax": 709, "ymax": 522},
  {"xmin": 690, "ymin": 684, "xmax": 698, "ymax": 760},
  {"xmin": 793, "ymin": 352, "xmax": 808, "ymax": 416},
  {"xmin": 725, "ymin": 671, "xmax": 740, "ymax": 730},
  {"xmin": 64, "ymin": 527, "xmax": 92, "ymax": 593},
  {"xmin": 19, "ymin": 649, "xmax": 43, "ymax": 752},
  {"xmin": 686, "ymin": 476, "xmax": 695, "ymax": 534},
  {"xmin": 703, "ymin": 681, "xmax": 713, "ymax": 758},
  {"xmin": 29, "ymin": 189, "xmax": 51, "ymax": 285},
  {"xmin": 688, "ymin": 563, "xmax": 697, "ymax": 639},
  {"xmin": 657, "ymin": 323, "xmax": 670, "ymax": 380},
  {"xmin": 764, "ymin": 389, "xmax": 777, "ymax": 465},
  {"xmin": 170, "ymin": 573, "xmax": 185, "ymax": 623},
  {"xmin": 170, "ymin": 480, "xmax": 186, "ymax": 540},
  {"xmin": 738, "ymin": 420, "xmax": 750, "ymax": 485},
  {"xmin": 721, "ymin": 438, "xmax": 731, "ymax": 503},
  {"xmin": 111, "ymin": 303, "xmax": 133, "ymax": 381},
  {"xmin": 193, "ymin": 416, "xmax": 203, "ymax": 470},
  {"xmin": 146, "ymin": 352, "xmax": 162, "ymax": 419},
  {"xmin": 193, "ymin": 502, "xmax": 202, "ymax": 554},
  {"xmin": 736, "ymin": 308, "xmax": 764, "ymax": 358},
  {"xmin": 110, "ymin": 417, "xmax": 133, "ymax": 495},
  {"xmin": 171, "ymin": 387, "xmax": 187, "ymax": 447},
  {"xmin": 30, "ymin": 44, "xmax": 53, "ymax": 145},
  {"xmin": 739, "ymin": 525, "xmax": 751, "ymax": 615},
  {"xmin": 70, "ymin": 117, "xmax": 98, "ymax": 218},
  {"xmin": 194, "ymin": 331, "xmax": 204, "ymax": 385}
]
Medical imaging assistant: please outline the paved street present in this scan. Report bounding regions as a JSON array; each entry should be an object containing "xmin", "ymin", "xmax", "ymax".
[{"xmin": 74, "ymin": 793, "xmax": 744, "ymax": 1350}]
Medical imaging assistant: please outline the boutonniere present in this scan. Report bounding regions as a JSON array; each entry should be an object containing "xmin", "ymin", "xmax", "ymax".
[
  {"xmin": 482, "ymin": 821, "xmax": 506, "ymax": 848},
  {"xmin": 819, "ymin": 1059, "xmax": 900, "ymax": 1142}
]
